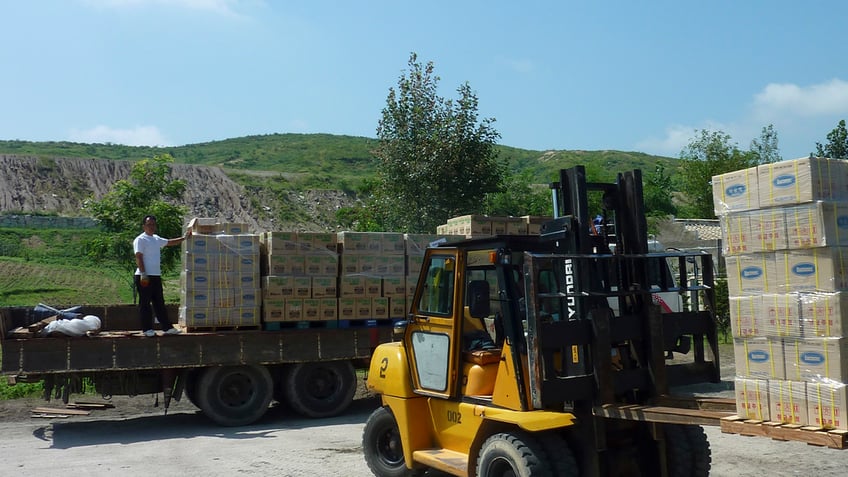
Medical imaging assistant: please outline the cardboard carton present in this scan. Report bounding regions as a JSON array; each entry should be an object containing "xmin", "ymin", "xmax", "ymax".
[
  {"xmin": 799, "ymin": 292, "xmax": 847, "ymax": 337},
  {"xmin": 729, "ymin": 295, "xmax": 764, "ymax": 338},
  {"xmin": 712, "ymin": 166, "xmax": 760, "ymax": 215},
  {"xmin": 785, "ymin": 202, "xmax": 848, "ymax": 249},
  {"xmin": 721, "ymin": 212, "xmax": 754, "ymax": 255},
  {"xmin": 748, "ymin": 208, "xmax": 788, "ymax": 252},
  {"xmin": 734, "ymin": 337, "xmax": 785, "ymax": 379},
  {"xmin": 726, "ymin": 253, "xmax": 775, "ymax": 296},
  {"xmin": 773, "ymin": 248, "xmax": 848, "ymax": 293},
  {"xmin": 769, "ymin": 380, "xmax": 808, "ymax": 425},
  {"xmin": 808, "ymin": 381, "xmax": 848, "ymax": 430},
  {"xmin": 761, "ymin": 293, "xmax": 801, "ymax": 338},
  {"xmin": 734, "ymin": 377, "xmax": 770, "ymax": 420},
  {"xmin": 757, "ymin": 157, "xmax": 838, "ymax": 208},
  {"xmin": 784, "ymin": 337, "xmax": 848, "ymax": 382}
]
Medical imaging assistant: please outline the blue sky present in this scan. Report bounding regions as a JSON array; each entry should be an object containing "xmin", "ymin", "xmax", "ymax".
[{"xmin": 2, "ymin": 1, "xmax": 846, "ymax": 161}]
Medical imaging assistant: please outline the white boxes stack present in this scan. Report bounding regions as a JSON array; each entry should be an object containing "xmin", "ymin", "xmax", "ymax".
[
  {"xmin": 179, "ymin": 221, "xmax": 261, "ymax": 329},
  {"xmin": 714, "ymin": 157, "xmax": 848, "ymax": 430}
]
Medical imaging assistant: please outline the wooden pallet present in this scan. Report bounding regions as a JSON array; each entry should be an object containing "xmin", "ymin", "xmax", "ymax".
[
  {"xmin": 263, "ymin": 321, "xmax": 337, "ymax": 331},
  {"xmin": 184, "ymin": 325, "xmax": 262, "ymax": 333},
  {"xmin": 720, "ymin": 415, "xmax": 848, "ymax": 449}
]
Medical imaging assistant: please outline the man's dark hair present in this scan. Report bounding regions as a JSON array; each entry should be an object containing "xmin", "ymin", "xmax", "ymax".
[{"xmin": 143, "ymin": 215, "xmax": 157, "ymax": 226}]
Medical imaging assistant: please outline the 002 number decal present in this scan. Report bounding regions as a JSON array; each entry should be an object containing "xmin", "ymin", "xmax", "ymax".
[
  {"xmin": 379, "ymin": 357, "xmax": 389, "ymax": 378},
  {"xmin": 447, "ymin": 410, "xmax": 462, "ymax": 424}
]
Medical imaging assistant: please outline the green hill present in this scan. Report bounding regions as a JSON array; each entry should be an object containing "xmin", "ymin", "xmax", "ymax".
[{"xmin": 0, "ymin": 134, "xmax": 678, "ymax": 190}]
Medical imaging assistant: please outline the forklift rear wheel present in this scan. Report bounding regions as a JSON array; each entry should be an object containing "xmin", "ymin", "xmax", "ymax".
[
  {"xmin": 363, "ymin": 406, "xmax": 423, "ymax": 477},
  {"xmin": 196, "ymin": 365, "xmax": 273, "ymax": 426},
  {"xmin": 284, "ymin": 361, "xmax": 356, "ymax": 418},
  {"xmin": 477, "ymin": 431, "xmax": 550, "ymax": 477}
]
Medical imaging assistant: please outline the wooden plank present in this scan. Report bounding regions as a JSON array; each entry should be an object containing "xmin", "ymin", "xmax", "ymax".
[
  {"xmin": 720, "ymin": 415, "xmax": 848, "ymax": 449},
  {"xmin": 32, "ymin": 407, "xmax": 91, "ymax": 416}
]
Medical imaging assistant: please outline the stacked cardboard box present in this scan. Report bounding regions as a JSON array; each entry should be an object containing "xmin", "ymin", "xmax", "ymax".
[
  {"xmin": 260, "ymin": 231, "xmax": 339, "ymax": 323},
  {"xmin": 179, "ymin": 228, "xmax": 261, "ymax": 329},
  {"xmin": 436, "ymin": 214, "xmax": 528, "ymax": 237},
  {"xmin": 337, "ymin": 232, "xmax": 406, "ymax": 321},
  {"xmin": 716, "ymin": 157, "xmax": 848, "ymax": 430}
]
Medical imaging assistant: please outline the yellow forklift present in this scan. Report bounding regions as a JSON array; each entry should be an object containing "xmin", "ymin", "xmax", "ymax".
[{"xmin": 363, "ymin": 166, "xmax": 722, "ymax": 476}]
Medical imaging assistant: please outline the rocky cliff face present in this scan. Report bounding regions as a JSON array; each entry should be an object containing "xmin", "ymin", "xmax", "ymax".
[{"xmin": 0, "ymin": 155, "xmax": 348, "ymax": 232}]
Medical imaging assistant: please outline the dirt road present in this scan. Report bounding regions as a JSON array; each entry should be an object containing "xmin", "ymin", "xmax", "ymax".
[{"xmin": 2, "ymin": 390, "xmax": 848, "ymax": 477}]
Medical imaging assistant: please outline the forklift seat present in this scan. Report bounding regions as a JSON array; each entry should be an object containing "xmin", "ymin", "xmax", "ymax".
[{"xmin": 463, "ymin": 348, "xmax": 502, "ymax": 366}]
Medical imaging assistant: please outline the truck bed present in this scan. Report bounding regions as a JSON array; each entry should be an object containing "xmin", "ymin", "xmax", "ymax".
[{"xmin": 1, "ymin": 305, "xmax": 392, "ymax": 376}]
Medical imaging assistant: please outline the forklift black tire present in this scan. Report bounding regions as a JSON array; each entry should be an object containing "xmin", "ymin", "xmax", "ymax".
[
  {"xmin": 538, "ymin": 432, "xmax": 579, "ymax": 477},
  {"xmin": 284, "ymin": 361, "xmax": 356, "ymax": 418},
  {"xmin": 196, "ymin": 365, "xmax": 273, "ymax": 427},
  {"xmin": 683, "ymin": 425, "xmax": 711, "ymax": 477},
  {"xmin": 663, "ymin": 424, "xmax": 693, "ymax": 477},
  {"xmin": 363, "ymin": 406, "xmax": 423, "ymax": 477},
  {"xmin": 477, "ymin": 431, "xmax": 550, "ymax": 477}
]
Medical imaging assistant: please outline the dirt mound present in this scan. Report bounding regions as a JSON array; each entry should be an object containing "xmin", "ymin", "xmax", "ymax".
[{"xmin": 0, "ymin": 155, "xmax": 351, "ymax": 232}]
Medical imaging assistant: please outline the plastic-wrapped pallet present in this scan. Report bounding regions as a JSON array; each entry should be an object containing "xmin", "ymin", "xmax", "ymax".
[{"xmin": 715, "ymin": 157, "xmax": 848, "ymax": 430}]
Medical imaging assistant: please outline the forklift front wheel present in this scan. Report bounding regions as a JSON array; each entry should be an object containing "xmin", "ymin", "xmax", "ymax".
[
  {"xmin": 477, "ymin": 431, "xmax": 549, "ymax": 477},
  {"xmin": 363, "ymin": 406, "xmax": 423, "ymax": 477}
]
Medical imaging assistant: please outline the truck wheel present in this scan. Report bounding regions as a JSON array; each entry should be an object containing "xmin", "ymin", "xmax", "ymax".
[
  {"xmin": 683, "ymin": 425, "xmax": 711, "ymax": 477},
  {"xmin": 196, "ymin": 365, "xmax": 273, "ymax": 426},
  {"xmin": 362, "ymin": 406, "xmax": 423, "ymax": 477},
  {"xmin": 284, "ymin": 361, "xmax": 356, "ymax": 418},
  {"xmin": 539, "ymin": 432, "xmax": 579, "ymax": 476},
  {"xmin": 477, "ymin": 431, "xmax": 550, "ymax": 477},
  {"xmin": 182, "ymin": 369, "xmax": 201, "ymax": 407}
]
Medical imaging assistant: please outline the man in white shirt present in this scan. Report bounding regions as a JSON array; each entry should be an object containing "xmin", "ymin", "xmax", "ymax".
[{"xmin": 133, "ymin": 214, "xmax": 190, "ymax": 336}]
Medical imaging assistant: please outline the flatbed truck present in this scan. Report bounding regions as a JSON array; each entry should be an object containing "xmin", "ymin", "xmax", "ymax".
[{"xmin": 1, "ymin": 303, "xmax": 392, "ymax": 426}]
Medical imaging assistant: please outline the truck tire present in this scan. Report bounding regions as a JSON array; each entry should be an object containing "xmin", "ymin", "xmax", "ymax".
[
  {"xmin": 182, "ymin": 369, "xmax": 201, "ymax": 407},
  {"xmin": 476, "ymin": 431, "xmax": 550, "ymax": 477},
  {"xmin": 362, "ymin": 406, "xmax": 423, "ymax": 477},
  {"xmin": 284, "ymin": 361, "xmax": 356, "ymax": 418},
  {"xmin": 196, "ymin": 365, "xmax": 273, "ymax": 426}
]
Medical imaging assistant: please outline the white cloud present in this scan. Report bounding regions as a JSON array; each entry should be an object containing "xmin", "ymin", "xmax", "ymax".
[
  {"xmin": 638, "ymin": 79, "xmax": 848, "ymax": 159},
  {"xmin": 753, "ymin": 79, "xmax": 848, "ymax": 118},
  {"xmin": 69, "ymin": 125, "xmax": 170, "ymax": 146},
  {"xmin": 80, "ymin": 0, "xmax": 257, "ymax": 17}
]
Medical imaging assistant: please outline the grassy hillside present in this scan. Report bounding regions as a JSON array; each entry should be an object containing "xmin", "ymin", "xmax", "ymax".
[
  {"xmin": 0, "ymin": 228, "xmax": 182, "ymax": 307},
  {"xmin": 0, "ymin": 134, "xmax": 679, "ymax": 191},
  {"xmin": 0, "ymin": 134, "xmax": 680, "ymax": 307}
]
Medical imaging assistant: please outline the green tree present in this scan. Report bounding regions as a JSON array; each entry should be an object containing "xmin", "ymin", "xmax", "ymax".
[
  {"xmin": 750, "ymin": 124, "xmax": 781, "ymax": 164},
  {"xmin": 677, "ymin": 130, "xmax": 758, "ymax": 218},
  {"xmin": 484, "ymin": 170, "xmax": 551, "ymax": 217},
  {"xmin": 815, "ymin": 119, "xmax": 848, "ymax": 159},
  {"xmin": 643, "ymin": 163, "xmax": 676, "ymax": 217},
  {"xmin": 374, "ymin": 52, "xmax": 503, "ymax": 233},
  {"xmin": 84, "ymin": 154, "xmax": 189, "ymax": 279}
]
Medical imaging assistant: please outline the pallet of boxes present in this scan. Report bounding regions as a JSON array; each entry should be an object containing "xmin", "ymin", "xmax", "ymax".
[
  {"xmin": 180, "ymin": 218, "xmax": 262, "ymax": 331},
  {"xmin": 260, "ymin": 231, "xmax": 340, "ymax": 328},
  {"xmin": 714, "ymin": 157, "xmax": 848, "ymax": 448}
]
